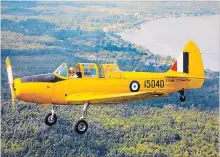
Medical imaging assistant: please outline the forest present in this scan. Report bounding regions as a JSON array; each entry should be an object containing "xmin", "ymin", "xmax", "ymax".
[{"xmin": 1, "ymin": 2, "xmax": 219, "ymax": 157}]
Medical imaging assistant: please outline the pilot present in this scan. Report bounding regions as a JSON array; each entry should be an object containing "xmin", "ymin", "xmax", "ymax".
[{"xmin": 68, "ymin": 67, "xmax": 78, "ymax": 78}]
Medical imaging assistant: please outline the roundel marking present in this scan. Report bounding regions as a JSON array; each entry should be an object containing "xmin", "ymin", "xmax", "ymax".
[{"xmin": 130, "ymin": 81, "xmax": 140, "ymax": 92}]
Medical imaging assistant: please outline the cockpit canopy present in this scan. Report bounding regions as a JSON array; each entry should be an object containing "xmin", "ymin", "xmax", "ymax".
[
  {"xmin": 76, "ymin": 63, "xmax": 98, "ymax": 78},
  {"xmin": 20, "ymin": 62, "xmax": 122, "ymax": 83},
  {"xmin": 98, "ymin": 64, "xmax": 120, "ymax": 78},
  {"xmin": 75, "ymin": 63, "xmax": 121, "ymax": 78}
]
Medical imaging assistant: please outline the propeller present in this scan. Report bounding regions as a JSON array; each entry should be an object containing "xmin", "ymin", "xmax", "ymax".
[{"xmin": 5, "ymin": 57, "xmax": 16, "ymax": 110}]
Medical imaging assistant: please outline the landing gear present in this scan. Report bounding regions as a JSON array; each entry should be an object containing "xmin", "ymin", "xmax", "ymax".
[
  {"xmin": 179, "ymin": 90, "xmax": 186, "ymax": 102},
  {"xmin": 45, "ymin": 106, "xmax": 57, "ymax": 126},
  {"xmin": 74, "ymin": 119, "xmax": 88, "ymax": 134},
  {"xmin": 74, "ymin": 102, "xmax": 89, "ymax": 134},
  {"xmin": 180, "ymin": 95, "xmax": 186, "ymax": 102}
]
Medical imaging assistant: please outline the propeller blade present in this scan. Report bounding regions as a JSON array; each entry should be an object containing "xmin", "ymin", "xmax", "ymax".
[{"xmin": 5, "ymin": 57, "xmax": 15, "ymax": 109}]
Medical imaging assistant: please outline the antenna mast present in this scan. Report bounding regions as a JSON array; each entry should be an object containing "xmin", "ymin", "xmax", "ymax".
[{"xmin": 133, "ymin": 60, "xmax": 142, "ymax": 72}]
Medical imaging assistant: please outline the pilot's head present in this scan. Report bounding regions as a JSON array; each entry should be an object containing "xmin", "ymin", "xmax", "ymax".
[{"xmin": 69, "ymin": 67, "xmax": 75, "ymax": 74}]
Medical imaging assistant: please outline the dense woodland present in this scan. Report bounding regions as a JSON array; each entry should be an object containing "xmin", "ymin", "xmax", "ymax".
[{"xmin": 1, "ymin": 2, "xmax": 219, "ymax": 157}]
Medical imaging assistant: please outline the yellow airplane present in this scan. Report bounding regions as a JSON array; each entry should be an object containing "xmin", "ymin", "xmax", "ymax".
[{"xmin": 6, "ymin": 41, "xmax": 205, "ymax": 134}]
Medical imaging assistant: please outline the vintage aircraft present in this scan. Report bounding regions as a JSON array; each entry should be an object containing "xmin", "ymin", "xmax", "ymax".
[{"xmin": 6, "ymin": 41, "xmax": 205, "ymax": 134}]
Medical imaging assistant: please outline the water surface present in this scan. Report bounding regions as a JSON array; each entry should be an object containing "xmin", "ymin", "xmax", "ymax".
[{"xmin": 120, "ymin": 15, "xmax": 220, "ymax": 71}]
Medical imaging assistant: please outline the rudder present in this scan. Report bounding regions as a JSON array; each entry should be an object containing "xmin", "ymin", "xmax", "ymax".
[
  {"xmin": 170, "ymin": 41, "xmax": 204, "ymax": 77},
  {"xmin": 169, "ymin": 41, "xmax": 205, "ymax": 89}
]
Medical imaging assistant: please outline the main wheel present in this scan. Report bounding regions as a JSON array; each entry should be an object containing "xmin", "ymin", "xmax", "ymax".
[
  {"xmin": 74, "ymin": 119, "xmax": 88, "ymax": 134},
  {"xmin": 180, "ymin": 95, "xmax": 186, "ymax": 102},
  {"xmin": 45, "ymin": 113, "xmax": 57, "ymax": 126}
]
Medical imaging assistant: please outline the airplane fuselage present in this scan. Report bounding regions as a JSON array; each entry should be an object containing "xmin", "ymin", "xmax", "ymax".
[{"xmin": 13, "ymin": 71, "xmax": 201, "ymax": 105}]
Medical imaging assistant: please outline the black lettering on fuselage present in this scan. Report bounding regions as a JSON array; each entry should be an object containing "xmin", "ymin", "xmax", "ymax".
[{"xmin": 144, "ymin": 80, "xmax": 164, "ymax": 88}]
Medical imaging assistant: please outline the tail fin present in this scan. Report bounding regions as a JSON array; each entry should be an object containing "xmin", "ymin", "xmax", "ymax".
[
  {"xmin": 169, "ymin": 41, "xmax": 204, "ymax": 77},
  {"xmin": 168, "ymin": 41, "xmax": 205, "ymax": 89}
]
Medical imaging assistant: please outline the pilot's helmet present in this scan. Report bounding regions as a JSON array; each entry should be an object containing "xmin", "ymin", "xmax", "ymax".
[{"xmin": 69, "ymin": 67, "xmax": 75, "ymax": 73}]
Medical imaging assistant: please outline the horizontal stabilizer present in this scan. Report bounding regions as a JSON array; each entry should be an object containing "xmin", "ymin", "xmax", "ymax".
[{"xmin": 166, "ymin": 75, "xmax": 207, "ymax": 80}]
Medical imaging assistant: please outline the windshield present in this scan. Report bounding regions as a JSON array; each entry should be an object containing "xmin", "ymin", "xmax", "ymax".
[{"xmin": 53, "ymin": 63, "xmax": 68, "ymax": 79}]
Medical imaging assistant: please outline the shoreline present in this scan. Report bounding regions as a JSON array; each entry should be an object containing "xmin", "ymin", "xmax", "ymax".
[
  {"xmin": 120, "ymin": 14, "xmax": 220, "ymax": 33},
  {"xmin": 118, "ymin": 14, "xmax": 220, "ymax": 72}
]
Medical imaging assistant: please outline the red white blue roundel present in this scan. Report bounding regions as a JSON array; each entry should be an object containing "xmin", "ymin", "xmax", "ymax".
[{"xmin": 130, "ymin": 81, "xmax": 140, "ymax": 92}]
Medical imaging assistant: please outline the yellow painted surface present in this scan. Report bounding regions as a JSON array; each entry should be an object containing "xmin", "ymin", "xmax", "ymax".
[
  {"xmin": 14, "ymin": 78, "xmax": 54, "ymax": 104},
  {"xmin": 7, "ymin": 41, "xmax": 205, "ymax": 106}
]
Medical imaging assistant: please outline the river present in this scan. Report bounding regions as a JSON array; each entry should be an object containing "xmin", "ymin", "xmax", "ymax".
[{"xmin": 119, "ymin": 15, "xmax": 220, "ymax": 71}]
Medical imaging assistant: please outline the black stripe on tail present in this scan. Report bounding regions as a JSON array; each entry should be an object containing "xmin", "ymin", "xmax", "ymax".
[{"xmin": 183, "ymin": 52, "xmax": 189, "ymax": 73}]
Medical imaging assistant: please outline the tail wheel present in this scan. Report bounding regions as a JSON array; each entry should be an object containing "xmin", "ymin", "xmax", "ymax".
[
  {"xmin": 74, "ymin": 119, "xmax": 88, "ymax": 134},
  {"xmin": 180, "ymin": 95, "xmax": 186, "ymax": 102},
  {"xmin": 45, "ymin": 113, "xmax": 57, "ymax": 126}
]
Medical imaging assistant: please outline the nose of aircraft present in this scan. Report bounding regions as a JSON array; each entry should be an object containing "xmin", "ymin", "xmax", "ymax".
[{"xmin": 13, "ymin": 78, "xmax": 21, "ymax": 98}]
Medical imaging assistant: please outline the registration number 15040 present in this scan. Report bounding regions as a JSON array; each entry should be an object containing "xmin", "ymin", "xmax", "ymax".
[{"xmin": 144, "ymin": 80, "xmax": 165, "ymax": 88}]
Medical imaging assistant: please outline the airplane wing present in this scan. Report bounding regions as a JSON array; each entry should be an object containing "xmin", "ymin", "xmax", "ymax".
[{"xmin": 66, "ymin": 91, "xmax": 168, "ymax": 105}]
